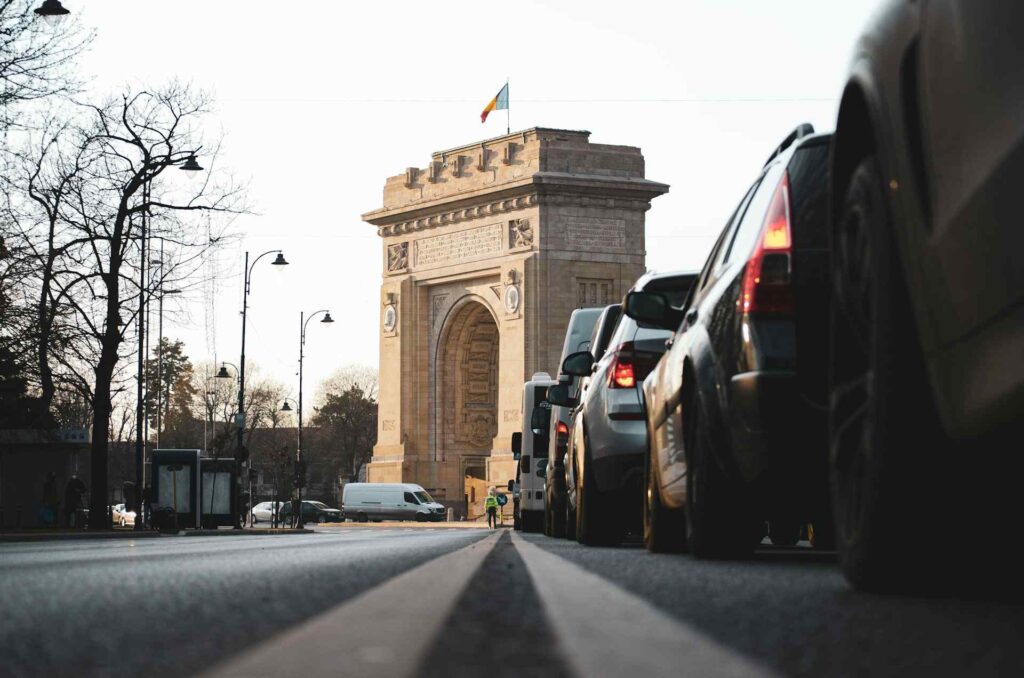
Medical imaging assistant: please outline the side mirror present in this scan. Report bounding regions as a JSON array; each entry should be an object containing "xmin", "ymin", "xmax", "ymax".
[
  {"xmin": 507, "ymin": 480, "xmax": 515, "ymax": 491},
  {"xmin": 546, "ymin": 383, "xmax": 577, "ymax": 408},
  {"xmin": 561, "ymin": 351, "xmax": 594, "ymax": 377},
  {"xmin": 623, "ymin": 291, "xmax": 682, "ymax": 330},
  {"xmin": 520, "ymin": 454, "xmax": 531, "ymax": 473},
  {"xmin": 511, "ymin": 432, "xmax": 522, "ymax": 458}
]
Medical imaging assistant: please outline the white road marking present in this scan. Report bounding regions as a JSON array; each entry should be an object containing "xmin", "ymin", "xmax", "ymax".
[
  {"xmin": 203, "ymin": 530, "xmax": 501, "ymax": 678},
  {"xmin": 512, "ymin": 533, "xmax": 777, "ymax": 678}
]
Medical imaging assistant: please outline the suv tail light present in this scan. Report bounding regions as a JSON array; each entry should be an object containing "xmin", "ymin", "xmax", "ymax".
[
  {"xmin": 740, "ymin": 172, "xmax": 794, "ymax": 315},
  {"xmin": 556, "ymin": 421, "xmax": 569, "ymax": 438},
  {"xmin": 608, "ymin": 342, "xmax": 637, "ymax": 388}
]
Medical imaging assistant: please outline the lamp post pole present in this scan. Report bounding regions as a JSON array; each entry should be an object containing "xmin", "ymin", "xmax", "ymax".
[
  {"xmin": 155, "ymin": 241, "xmax": 181, "ymax": 448},
  {"xmin": 294, "ymin": 309, "xmax": 333, "ymax": 528},
  {"xmin": 235, "ymin": 250, "xmax": 288, "ymax": 529},
  {"xmin": 132, "ymin": 180, "xmax": 149, "ymax": 530}
]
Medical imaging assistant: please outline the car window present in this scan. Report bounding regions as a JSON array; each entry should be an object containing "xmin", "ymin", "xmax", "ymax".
[
  {"xmin": 414, "ymin": 491, "xmax": 433, "ymax": 503},
  {"xmin": 404, "ymin": 491, "xmax": 419, "ymax": 504},
  {"xmin": 722, "ymin": 163, "xmax": 785, "ymax": 265},
  {"xmin": 705, "ymin": 178, "xmax": 761, "ymax": 278}
]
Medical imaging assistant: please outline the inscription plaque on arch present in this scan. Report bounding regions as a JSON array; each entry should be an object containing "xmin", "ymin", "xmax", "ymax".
[{"xmin": 414, "ymin": 223, "xmax": 503, "ymax": 270}]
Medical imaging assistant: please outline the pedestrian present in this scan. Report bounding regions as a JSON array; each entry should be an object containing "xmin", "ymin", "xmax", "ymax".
[
  {"xmin": 64, "ymin": 474, "xmax": 87, "ymax": 528},
  {"xmin": 484, "ymin": 487, "xmax": 499, "ymax": 529},
  {"xmin": 42, "ymin": 472, "xmax": 59, "ymax": 528}
]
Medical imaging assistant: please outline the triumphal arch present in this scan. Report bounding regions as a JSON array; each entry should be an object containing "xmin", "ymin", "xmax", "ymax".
[{"xmin": 362, "ymin": 128, "xmax": 668, "ymax": 517}]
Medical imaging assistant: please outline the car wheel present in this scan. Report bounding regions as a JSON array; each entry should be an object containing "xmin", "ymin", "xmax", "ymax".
[
  {"xmin": 829, "ymin": 156, "xmax": 950, "ymax": 591},
  {"xmin": 577, "ymin": 431, "xmax": 620, "ymax": 547},
  {"xmin": 415, "ymin": 513, "xmax": 427, "ymax": 523},
  {"xmin": 685, "ymin": 392, "xmax": 757, "ymax": 559},
  {"xmin": 357, "ymin": 513, "xmax": 368, "ymax": 523},
  {"xmin": 644, "ymin": 445, "xmax": 687, "ymax": 554}
]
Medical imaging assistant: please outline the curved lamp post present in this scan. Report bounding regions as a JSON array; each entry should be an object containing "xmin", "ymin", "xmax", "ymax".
[
  {"xmin": 232, "ymin": 251, "xmax": 288, "ymax": 528},
  {"xmin": 132, "ymin": 154, "xmax": 203, "ymax": 531},
  {"xmin": 292, "ymin": 310, "xmax": 333, "ymax": 527}
]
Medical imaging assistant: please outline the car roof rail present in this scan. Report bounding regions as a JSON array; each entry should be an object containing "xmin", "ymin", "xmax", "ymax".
[{"xmin": 763, "ymin": 123, "xmax": 815, "ymax": 167}]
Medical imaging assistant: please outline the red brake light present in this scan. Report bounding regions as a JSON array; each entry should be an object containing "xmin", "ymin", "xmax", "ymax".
[
  {"xmin": 740, "ymin": 172, "xmax": 794, "ymax": 315},
  {"xmin": 556, "ymin": 421, "xmax": 569, "ymax": 436},
  {"xmin": 610, "ymin": 354, "xmax": 636, "ymax": 388}
]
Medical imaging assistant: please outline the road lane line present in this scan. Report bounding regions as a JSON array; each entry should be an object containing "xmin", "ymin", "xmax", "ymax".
[
  {"xmin": 511, "ymin": 533, "xmax": 776, "ymax": 678},
  {"xmin": 203, "ymin": 530, "xmax": 501, "ymax": 678}
]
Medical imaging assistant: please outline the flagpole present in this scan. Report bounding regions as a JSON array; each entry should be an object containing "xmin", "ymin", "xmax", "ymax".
[{"xmin": 506, "ymin": 77, "xmax": 510, "ymax": 134}]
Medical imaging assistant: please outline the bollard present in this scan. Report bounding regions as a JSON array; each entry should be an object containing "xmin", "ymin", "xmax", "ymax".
[{"xmin": 446, "ymin": 507, "xmax": 454, "ymax": 523}]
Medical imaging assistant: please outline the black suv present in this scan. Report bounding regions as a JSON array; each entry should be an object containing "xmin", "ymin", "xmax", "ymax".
[{"xmin": 628, "ymin": 125, "xmax": 833, "ymax": 557}]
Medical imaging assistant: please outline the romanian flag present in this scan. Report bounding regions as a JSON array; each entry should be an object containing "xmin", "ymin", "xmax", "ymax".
[{"xmin": 480, "ymin": 83, "xmax": 509, "ymax": 123}]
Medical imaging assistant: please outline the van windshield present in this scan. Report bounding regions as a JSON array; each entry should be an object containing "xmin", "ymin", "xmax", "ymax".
[{"xmin": 414, "ymin": 491, "xmax": 434, "ymax": 504}]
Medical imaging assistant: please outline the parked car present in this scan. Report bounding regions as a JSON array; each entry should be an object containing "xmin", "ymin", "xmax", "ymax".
[
  {"xmin": 341, "ymin": 483, "xmax": 445, "ymax": 522},
  {"xmin": 828, "ymin": 1, "xmax": 1024, "ymax": 591},
  {"xmin": 629, "ymin": 126, "xmax": 832, "ymax": 557},
  {"xmin": 111, "ymin": 503, "xmax": 136, "ymax": 527},
  {"xmin": 559, "ymin": 303, "xmax": 622, "ymax": 540},
  {"xmin": 279, "ymin": 500, "xmax": 343, "ymax": 524},
  {"xmin": 251, "ymin": 501, "xmax": 286, "ymax": 524},
  {"xmin": 544, "ymin": 307, "xmax": 603, "ymax": 539},
  {"xmin": 551, "ymin": 270, "xmax": 697, "ymax": 546}
]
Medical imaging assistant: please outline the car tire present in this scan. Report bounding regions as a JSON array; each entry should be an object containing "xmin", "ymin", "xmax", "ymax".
[
  {"xmin": 685, "ymin": 391, "xmax": 758, "ymax": 559},
  {"xmin": 829, "ymin": 155, "xmax": 952, "ymax": 592},
  {"xmin": 576, "ymin": 431, "xmax": 620, "ymax": 547},
  {"xmin": 357, "ymin": 513, "xmax": 368, "ymax": 523},
  {"xmin": 643, "ymin": 445, "xmax": 687, "ymax": 554},
  {"xmin": 415, "ymin": 513, "xmax": 427, "ymax": 523}
]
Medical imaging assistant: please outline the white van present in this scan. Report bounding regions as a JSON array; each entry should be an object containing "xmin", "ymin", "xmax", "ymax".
[
  {"xmin": 511, "ymin": 372, "xmax": 556, "ymax": 532},
  {"xmin": 342, "ymin": 483, "xmax": 445, "ymax": 522}
]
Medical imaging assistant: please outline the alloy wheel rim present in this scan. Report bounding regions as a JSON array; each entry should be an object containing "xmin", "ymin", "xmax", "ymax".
[{"xmin": 831, "ymin": 198, "xmax": 875, "ymax": 539}]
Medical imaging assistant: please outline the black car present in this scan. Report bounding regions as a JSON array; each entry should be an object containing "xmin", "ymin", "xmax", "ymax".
[
  {"xmin": 828, "ymin": 1, "xmax": 1024, "ymax": 591},
  {"xmin": 628, "ymin": 125, "xmax": 833, "ymax": 557},
  {"xmin": 278, "ymin": 500, "xmax": 342, "ymax": 524}
]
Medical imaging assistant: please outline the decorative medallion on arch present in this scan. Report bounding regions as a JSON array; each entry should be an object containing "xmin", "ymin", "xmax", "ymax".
[{"xmin": 437, "ymin": 299, "xmax": 499, "ymax": 458}]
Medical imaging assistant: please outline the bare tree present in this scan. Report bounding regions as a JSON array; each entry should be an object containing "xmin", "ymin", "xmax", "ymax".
[
  {"xmin": 27, "ymin": 83, "xmax": 246, "ymax": 528},
  {"xmin": 315, "ymin": 364, "xmax": 379, "ymax": 405}
]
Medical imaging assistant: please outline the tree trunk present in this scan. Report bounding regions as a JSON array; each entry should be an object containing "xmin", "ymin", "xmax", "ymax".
[{"xmin": 88, "ymin": 360, "xmax": 113, "ymax": 531}]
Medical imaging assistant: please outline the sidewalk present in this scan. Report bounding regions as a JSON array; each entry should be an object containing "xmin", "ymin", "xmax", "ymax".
[{"xmin": 317, "ymin": 520, "xmax": 507, "ymax": 529}]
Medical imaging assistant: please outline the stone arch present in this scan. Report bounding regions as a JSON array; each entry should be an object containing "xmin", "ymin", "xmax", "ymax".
[{"xmin": 432, "ymin": 296, "xmax": 500, "ymax": 489}]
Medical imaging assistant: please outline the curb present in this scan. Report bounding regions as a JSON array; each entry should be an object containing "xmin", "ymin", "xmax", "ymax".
[
  {"xmin": 0, "ymin": 528, "xmax": 313, "ymax": 543},
  {"xmin": 0, "ymin": 530, "xmax": 162, "ymax": 543}
]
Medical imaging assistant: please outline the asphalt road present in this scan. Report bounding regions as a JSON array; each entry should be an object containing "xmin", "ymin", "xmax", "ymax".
[{"xmin": 1, "ymin": 527, "xmax": 1022, "ymax": 678}]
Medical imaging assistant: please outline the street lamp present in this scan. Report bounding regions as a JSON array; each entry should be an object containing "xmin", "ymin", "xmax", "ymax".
[
  {"xmin": 34, "ymin": 0, "xmax": 69, "ymax": 26},
  {"xmin": 132, "ymin": 153, "xmax": 203, "ymax": 531},
  {"xmin": 292, "ymin": 309, "xmax": 333, "ymax": 528},
  {"xmin": 233, "ymin": 251, "xmax": 289, "ymax": 529}
]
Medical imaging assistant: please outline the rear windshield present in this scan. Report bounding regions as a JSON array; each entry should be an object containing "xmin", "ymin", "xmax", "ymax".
[{"xmin": 787, "ymin": 141, "xmax": 830, "ymax": 249}]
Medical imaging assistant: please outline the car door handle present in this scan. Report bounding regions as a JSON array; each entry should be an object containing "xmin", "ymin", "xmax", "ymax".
[{"xmin": 685, "ymin": 308, "xmax": 698, "ymax": 324}]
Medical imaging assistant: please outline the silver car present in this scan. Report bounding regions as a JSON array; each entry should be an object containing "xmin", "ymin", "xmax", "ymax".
[{"xmin": 556, "ymin": 271, "xmax": 697, "ymax": 546}]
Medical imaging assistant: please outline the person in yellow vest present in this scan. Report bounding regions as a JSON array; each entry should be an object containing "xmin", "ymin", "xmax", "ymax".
[{"xmin": 484, "ymin": 487, "xmax": 499, "ymax": 529}]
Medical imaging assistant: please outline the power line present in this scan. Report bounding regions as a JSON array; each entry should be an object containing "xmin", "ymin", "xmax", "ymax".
[{"xmin": 225, "ymin": 96, "xmax": 836, "ymax": 105}]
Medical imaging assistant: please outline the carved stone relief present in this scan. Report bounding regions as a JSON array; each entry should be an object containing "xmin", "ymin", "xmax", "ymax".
[
  {"xmin": 509, "ymin": 218, "xmax": 533, "ymax": 249},
  {"xmin": 387, "ymin": 242, "xmax": 409, "ymax": 272}
]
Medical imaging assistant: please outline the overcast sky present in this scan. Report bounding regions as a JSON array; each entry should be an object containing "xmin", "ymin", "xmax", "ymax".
[{"xmin": 73, "ymin": 0, "xmax": 883, "ymax": 398}]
